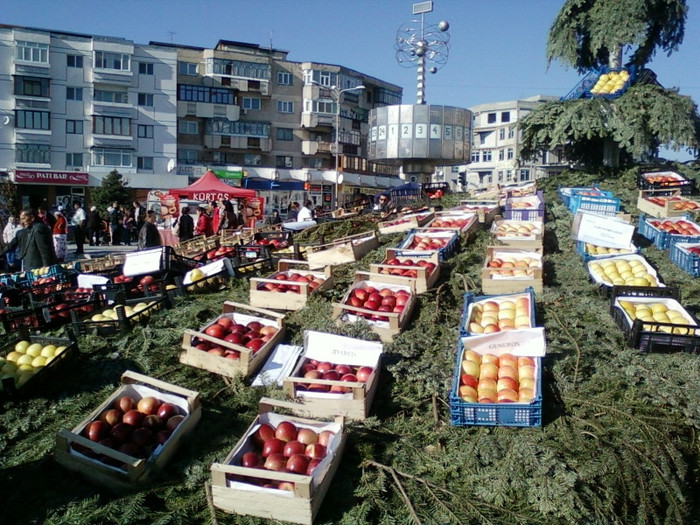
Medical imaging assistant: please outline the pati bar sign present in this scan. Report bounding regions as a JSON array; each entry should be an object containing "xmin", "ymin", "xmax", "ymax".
[{"xmin": 15, "ymin": 170, "xmax": 89, "ymax": 185}]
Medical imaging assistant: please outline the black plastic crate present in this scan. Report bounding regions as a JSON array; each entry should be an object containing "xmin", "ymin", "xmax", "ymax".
[
  {"xmin": 251, "ymin": 230, "xmax": 293, "ymax": 251},
  {"xmin": 0, "ymin": 305, "xmax": 49, "ymax": 333},
  {"xmin": 636, "ymin": 171, "xmax": 696, "ymax": 195},
  {"xmin": 422, "ymin": 182, "xmax": 449, "ymax": 199},
  {"xmin": 70, "ymin": 295, "xmax": 168, "ymax": 337},
  {"xmin": 25, "ymin": 272, "xmax": 78, "ymax": 301}
]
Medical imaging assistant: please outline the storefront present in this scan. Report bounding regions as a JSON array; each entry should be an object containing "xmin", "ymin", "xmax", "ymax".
[
  {"xmin": 242, "ymin": 178, "xmax": 307, "ymax": 220},
  {"xmin": 13, "ymin": 169, "xmax": 89, "ymax": 210}
]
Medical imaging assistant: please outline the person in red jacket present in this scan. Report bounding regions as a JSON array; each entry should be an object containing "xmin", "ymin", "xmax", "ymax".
[
  {"xmin": 52, "ymin": 208, "xmax": 68, "ymax": 262},
  {"xmin": 210, "ymin": 200, "xmax": 220, "ymax": 233},
  {"xmin": 194, "ymin": 206, "xmax": 213, "ymax": 237}
]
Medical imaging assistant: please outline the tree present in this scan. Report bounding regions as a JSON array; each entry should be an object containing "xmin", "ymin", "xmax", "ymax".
[
  {"xmin": 89, "ymin": 169, "xmax": 131, "ymax": 211},
  {"xmin": 518, "ymin": 0, "xmax": 700, "ymax": 168}
]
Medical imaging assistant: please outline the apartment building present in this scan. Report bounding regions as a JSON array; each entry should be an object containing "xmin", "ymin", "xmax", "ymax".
[
  {"xmin": 435, "ymin": 96, "xmax": 567, "ymax": 192},
  {"xmin": 0, "ymin": 25, "xmax": 404, "ymax": 212}
]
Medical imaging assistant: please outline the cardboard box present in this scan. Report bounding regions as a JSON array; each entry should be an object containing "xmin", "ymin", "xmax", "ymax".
[
  {"xmin": 180, "ymin": 301, "xmax": 286, "ymax": 379},
  {"xmin": 368, "ymin": 248, "xmax": 440, "ymax": 294},
  {"xmin": 282, "ymin": 331, "xmax": 383, "ymax": 420},
  {"xmin": 54, "ymin": 371, "xmax": 201, "ymax": 490},
  {"xmin": 249, "ymin": 260, "xmax": 334, "ymax": 311},
  {"xmin": 305, "ymin": 231, "xmax": 379, "ymax": 267},
  {"xmin": 481, "ymin": 247, "xmax": 543, "ymax": 294},
  {"xmin": 331, "ymin": 274, "xmax": 416, "ymax": 342},
  {"xmin": 378, "ymin": 211, "xmax": 434, "ymax": 234},
  {"xmin": 210, "ymin": 398, "xmax": 346, "ymax": 525}
]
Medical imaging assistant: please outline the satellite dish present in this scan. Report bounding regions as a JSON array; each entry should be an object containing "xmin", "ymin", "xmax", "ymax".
[
  {"xmin": 167, "ymin": 159, "xmax": 176, "ymax": 172},
  {"xmin": 336, "ymin": 173, "xmax": 344, "ymax": 185}
]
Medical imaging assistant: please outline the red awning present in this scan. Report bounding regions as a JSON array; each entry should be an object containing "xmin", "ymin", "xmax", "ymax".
[{"xmin": 171, "ymin": 170, "xmax": 256, "ymax": 201}]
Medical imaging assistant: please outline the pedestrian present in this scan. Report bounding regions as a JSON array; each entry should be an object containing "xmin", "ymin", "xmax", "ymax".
[
  {"xmin": 108, "ymin": 202, "xmax": 122, "ymax": 246},
  {"xmin": 194, "ymin": 206, "xmax": 213, "ymax": 237},
  {"xmin": 121, "ymin": 205, "xmax": 134, "ymax": 246},
  {"xmin": 217, "ymin": 200, "xmax": 238, "ymax": 232},
  {"xmin": 87, "ymin": 205, "xmax": 102, "ymax": 246},
  {"xmin": 71, "ymin": 201, "xmax": 87, "ymax": 255},
  {"xmin": 38, "ymin": 206, "xmax": 56, "ymax": 230},
  {"xmin": 177, "ymin": 206, "xmax": 195, "ymax": 242},
  {"xmin": 52, "ymin": 209, "xmax": 68, "ymax": 262},
  {"xmin": 210, "ymin": 200, "xmax": 220, "ymax": 233},
  {"xmin": 2, "ymin": 216, "xmax": 23, "ymax": 271},
  {"xmin": 138, "ymin": 210, "xmax": 162, "ymax": 250},
  {"xmin": 131, "ymin": 201, "xmax": 144, "ymax": 242},
  {"xmin": 1, "ymin": 208, "xmax": 57, "ymax": 271},
  {"xmin": 296, "ymin": 200, "xmax": 314, "ymax": 222},
  {"xmin": 271, "ymin": 210, "xmax": 282, "ymax": 225},
  {"xmin": 288, "ymin": 202, "xmax": 299, "ymax": 221}
]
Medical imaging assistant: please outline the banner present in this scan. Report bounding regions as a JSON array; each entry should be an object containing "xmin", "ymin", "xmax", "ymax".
[
  {"xmin": 213, "ymin": 169, "xmax": 244, "ymax": 180},
  {"xmin": 242, "ymin": 196, "xmax": 265, "ymax": 227},
  {"xmin": 15, "ymin": 170, "xmax": 88, "ymax": 185},
  {"xmin": 159, "ymin": 193, "xmax": 180, "ymax": 223}
]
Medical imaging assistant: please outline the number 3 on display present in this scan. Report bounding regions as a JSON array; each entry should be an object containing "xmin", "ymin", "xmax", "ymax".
[{"xmin": 415, "ymin": 124, "xmax": 427, "ymax": 138}]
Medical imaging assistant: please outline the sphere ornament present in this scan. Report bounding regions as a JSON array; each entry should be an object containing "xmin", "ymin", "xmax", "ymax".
[{"xmin": 394, "ymin": 20, "xmax": 450, "ymax": 71}]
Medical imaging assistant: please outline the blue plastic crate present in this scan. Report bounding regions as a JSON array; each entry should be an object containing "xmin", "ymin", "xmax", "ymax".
[
  {"xmin": 575, "ymin": 241, "xmax": 639, "ymax": 263},
  {"xmin": 25, "ymin": 264, "xmax": 70, "ymax": 284},
  {"xmin": 505, "ymin": 191, "xmax": 545, "ymax": 221},
  {"xmin": 638, "ymin": 215, "xmax": 700, "ymax": 250},
  {"xmin": 448, "ymin": 337, "xmax": 543, "ymax": 427},
  {"xmin": 669, "ymin": 242, "xmax": 700, "ymax": 277},
  {"xmin": 558, "ymin": 186, "xmax": 608, "ymax": 208},
  {"xmin": 569, "ymin": 193, "xmax": 620, "ymax": 216},
  {"xmin": 395, "ymin": 229, "xmax": 458, "ymax": 262},
  {"xmin": 460, "ymin": 288, "xmax": 537, "ymax": 336}
]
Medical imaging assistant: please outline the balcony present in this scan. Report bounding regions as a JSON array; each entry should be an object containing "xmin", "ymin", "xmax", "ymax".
[
  {"xmin": 301, "ymin": 112, "xmax": 334, "ymax": 129},
  {"xmin": 301, "ymin": 140, "xmax": 332, "ymax": 156}
]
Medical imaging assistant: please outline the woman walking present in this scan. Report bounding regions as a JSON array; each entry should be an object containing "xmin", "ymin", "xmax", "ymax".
[
  {"xmin": 3, "ymin": 216, "xmax": 23, "ymax": 271},
  {"xmin": 52, "ymin": 209, "xmax": 68, "ymax": 262}
]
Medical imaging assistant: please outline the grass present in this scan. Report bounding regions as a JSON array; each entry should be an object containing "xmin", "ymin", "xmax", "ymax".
[{"xmin": 1, "ymin": 163, "xmax": 700, "ymax": 524}]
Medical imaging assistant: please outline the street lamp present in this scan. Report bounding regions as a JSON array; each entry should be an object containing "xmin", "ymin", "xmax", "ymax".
[{"xmin": 332, "ymin": 85, "xmax": 365, "ymax": 210}]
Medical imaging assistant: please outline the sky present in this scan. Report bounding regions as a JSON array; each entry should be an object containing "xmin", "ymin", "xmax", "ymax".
[{"xmin": 3, "ymin": 0, "xmax": 699, "ymax": 160}]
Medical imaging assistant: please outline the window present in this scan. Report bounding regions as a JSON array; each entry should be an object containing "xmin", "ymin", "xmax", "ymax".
[
  {"xmin": 487, "ymin": 113, "xmax": 497, "ymax": 124},
  {"xmin": 178, "ymin": 85, "xmax": 235, "ymax": 104},
  {"xmin": 451, "ymin": 165, "xmax": 460, "ymax": 173},
  {"xmin": 93, "ymin": 116, "xmax": 131, "ymax": 136},
  {"xmin": 310, "ymin": 99, "xmax": 334, "ymax": 114},
  {"xmin": 94, "ymin": 51, "xmax": 130, "ymax": 71},
  {"xmin": 137, "ymin": 125, "xmax": 154, "ymax": 138},
  {"xmin": 137, "ymin": 156, "xmax": 154, "ymax": 170},
  {"xmin": 520, "ymin": 169, "xmax": 531, "ymax": 181},
  {"xmin": 92, "ymin": 148, "xmax": 132, "ymax": 167},
  {"xmin": 277, "ymin": 71, "xmax": 293, "ymax": 85},
  {"xmin": 14, "ymin": 76, "xmax": 50, "ymax": 97},
  {"xmin": 471, "ymin": 151, "xmax": 480, "ymax": 163},
  {"xmin": 508, "ymin": 128, "xmax": 515, "ymax": 139},
  {"xmin": 211, "ymin": 58, "xmax": 270, "ymax": 80},
  {"xmin": 139, "ymin": 62, "xmax": 154, "ymax": 75},
  {"xmin": 138, "ymin": 93, "xmax": 154, "ymax": 107},
  {"xmin": 482, "ymin": 150, "xmax": 492, "ymax": 162},
  {"xmin": 499, "ymin": 128, "xmax": 505, "ymax": 141},
  {"xmin": 498, "ymin": 149, "xmax": 504, "ymax": 161},
  {"xmin": 17, "ymin": 144, "xmax": 50, "ymax": 164},
  {"xmin": 242, "ymin": 97, "xmax": 261, "ymax": 110},
  {"xmin": 66, "ymin": 153, "xmax": 83, "ymax": 167},
  {"xmin": 67, "ymin": 87, "xmax": 83, "ymax": 101},
  {"xmin": 178, "ymin": 121, "xmax": 198, "ymax": 134},
  {"xmin": 206, "ymin": 119, "xmax": 270, "ymax": 138},
  {"xmin": 15, "ymin": 41, "xmax": 49, "ymax": 63},
  {"xmin": 15, "ymin": 110, "xmax": 50, "ymax": 130},
  {"xmin": 276, "ymin": 128, "xmax": 293, "ymax": 141},
  {"xmin": 66, "ymin": 120, "xmax": 83, "ymax": 134},
  {"xmin": 178, "ymin": 61, "xmax": 197, "ymax": 75},
  {"xmin": 178, "ymin": 149, "xmax": 198, "ymax": 164},
  {"xmin": 498, "ymin": 171, "xmax": 504, "ymax": 182},
  {"xmin": 276, "ymin": 156, "xmax": 293, "ymax": 168},
  {"xmin": 506, "ymin": 170, "xmax": 513, "ymax": 181},
  {"xmin": 244, "ymin": 154, "xmax": 262, "ymax": 166},
  {"xmin": 501, "ymin": 111, "xmax": 510, "ymax": 123},
  {"xmin": 276, "ymin": 101, "xmax": 294, "ymax": 113},
  {"xmin": 507, "ymin": 148, "xmax": 514, "ymax": 160},
  {"xmin": 94, "ymin": 89, "xmax": 128, "ymax": 104},
  {"xmin": 67, "ymin": 54, "xmax": 83, "ymax": 68}
]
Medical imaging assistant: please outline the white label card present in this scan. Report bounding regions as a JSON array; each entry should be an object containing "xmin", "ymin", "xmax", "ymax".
[{"xmin": 572, "ymin": 211, "xmax": 635, "ymax": 249}]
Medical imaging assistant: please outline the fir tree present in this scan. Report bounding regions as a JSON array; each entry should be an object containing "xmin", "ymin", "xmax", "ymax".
[{"xmin": 89, "ymin": 169, "xmax": 131, "ymax": 211}]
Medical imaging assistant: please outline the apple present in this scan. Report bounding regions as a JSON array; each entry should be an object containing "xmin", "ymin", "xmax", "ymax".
[
  {"xmin": 305, "ymin": 443, "xmax": 327, "ymax": 460},
  {"xmin": 157, "ymin": 403, "xmax": 179, "ymax": 421},
  {"xmin": 115, "ymin": 396, "xmax": 135, "ymax": 413},
  {"xmin": 283, "ymin": 440, "xmax": 306, "ymax": 458},
  {"xmin": 142, "ymin": 414, "xmax": 163, "ymax": 430},
  {"xmin": 286, "ymin": 454, "xmax": 310, "ymax": 474},
  {"xmin": 275, "ymin": 421, "xmax": 298, "ymax": 443},
  {"xmin": 264, "ymin": 452, "xmax": 286, "ymax": 471},
  {"xmin": 262, "ymin": 437, "xmax": 285, "ymax": 457},
  {"xmin": 137, "ymin": 396, "xmax": 160, "ymax": 415},
  {"xmin": 122, "ymin": 409, "xmax": 145, "ymax": 427},
  {"xmin": 166, "ymin": 414, "xmax": 185, "ymax": 431},
  {"xmin": 356, "ymin": 366, "xmax": 374, "ymax": 382},
  {"xmin": 317, "ymin": 430, "xmax": 335, "ymax": 447},
  {"xmin": 131, "ymin": 427, "xmax": 154, "ymax": 447},
  {"xmin": 296, "ymin": 428, "xmax": 318, "ymax": 445},
  {"xmin": 85, "ymin": 421, "xmax": 109, "ymax": 442},
  {"xmin": 100, "ymin": 408, "xmax": 122, "ymax": 426},
  {"xmin": 241, "ymin": 451, "xmax": 262, "ymax": 468},
  {"xmin": 204, "ymin": 324, "xmax": 226, "ymax": 339}
]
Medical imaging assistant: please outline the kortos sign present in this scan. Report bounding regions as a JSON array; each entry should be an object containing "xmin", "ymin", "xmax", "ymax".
[
  {"xmin": 15, "ymin": 170, "xmax": 89, "ymax": 185},
  {"xmin": 192, "ymin": 191, "xmax": 230, "ymax": 202}
]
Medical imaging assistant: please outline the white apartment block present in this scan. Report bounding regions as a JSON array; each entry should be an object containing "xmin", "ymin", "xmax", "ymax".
[{"xmin": 435, "ymin": 96, "xmax": 567, "ymax": 192}]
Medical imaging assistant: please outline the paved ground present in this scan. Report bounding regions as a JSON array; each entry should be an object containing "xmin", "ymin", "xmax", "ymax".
[{"xmin": 64, "ymin": 241, "xmax": 139, "ymax": 264}]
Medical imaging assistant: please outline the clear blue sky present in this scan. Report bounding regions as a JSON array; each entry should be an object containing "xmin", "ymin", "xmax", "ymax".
[{"xmin": 4, "ymin": 0, "xmax": 699, "ymax": 160}]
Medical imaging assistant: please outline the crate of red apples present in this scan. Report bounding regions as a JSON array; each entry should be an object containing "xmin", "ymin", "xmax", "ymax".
[
  {"xmin": 180, "ymin": 301, "xmax": 285, "ymax": 379},
  {"xmin": 636, "ymin": 170, "xmax": 696, "ymax": 195},
  {"xmin": 54, "ymin": 370, "xmax": 201, "ymax": 490},
  {"xmin": 249, "ymin": 260, "xmax": 334, "ymax": 311},
  {"xmin": 449, "ymin": 329, "xmax": 546, "ymax": 427},
  {"xmin": 669, "ymin": 242, "xmax": 700, "ymax": 277},
  {"xmin": 636, "ymin": 189, "xmax": 700, "ymax": 218},
  {"xmin": 332, "ymin": 274, "xmax": 416, "ymax": 342},
  {"xmin": 638, "ymin": 215, "xmax": 700, "ymax": 250},
  {"xmin": 395, "ymin": 228, "xmax": 458, "ymax": 262},
  {"xmin": 210, "ymin": 398, "xmax": 345, "ymax": 525},
  {"xmin": 424, "ymin": 211, "xmax": 478, "ymax": 237},
  {"xmin": 504, "ymin": 191, "xmax": 545, "ymax": 221},
  {"xmin": 282, "ymin": 331, "xmax": 382, "ymax": 420},
  {"xmin": 482, "ymin": 247, "xmax": 543, "ymax": 294},
  {"xmin": 368, "ymin": 248, "xmax": 440, "ymax": 294},
  {"xmin": 377, "ymin": 210, "xmax": 434, "ymax": 234}
]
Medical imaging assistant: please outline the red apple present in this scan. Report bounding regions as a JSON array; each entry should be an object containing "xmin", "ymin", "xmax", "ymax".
[
  {"xmin": 296, "ymin": 428, "xmax": 318, "ymax": 445},
  {"xmin": 262, "ymin": 437, "xmax": 285, "ymax": 457},
  {"xmin": 356, "ymin": 366, "xmax": 374, "ymax": 382},
  {"xmin": 264, "ymin": 452, "xmax": 286, "ymax": 471},
  {"xmin": 157, "ymin": 403, "xmax": 179, "ymax": 421},
  {"xmin": 137, "ymin": 396, "xmax": 160, "ymax": 416},
  {"xmin": 86, "ymin": 421, "xmax": 109, "ymax": 442},
  {"xmin": 204, "ymin": 324, "xmax": 226, "ymax": 339},
  {"xmin": 286, "ymin": 454, "xmax": 310, "ymax": 474},
  {"xmin": 100, "ymin": 408, "xmax": 122, "ymax": 427},
  {"xmin": 253, "ymin": 423, "xmax": 276, "ymax": 447},
  {"xmin": 216, "ymin": 317, "xmax": 234, "ymax": 330},
  {"xmin": 305, "ymin": 443, "xmax": 327, "ymax": 460},
  {"xmin": 142, "ymin": 414, "xmax": 163, "ymax": 430},
  {"xmin": 283, "ymin": 440, "xmax": 306, "ymax": 458},
  {"xmin": 131, "ymin": 427, "xmax": 154, "ymax": 447},
  {"xmin": 247, "ymin": 321, "xmax": 263, "ymax": 332},
  {"xmin": 114, "ymin": 396, "xmax": 135, "ymax": 413},
  {"xmin": 245, "ymin": 338, "xmax": 265, "ymax": 353},
  {"xmin": 317, "ymin": 430, "xmax": 335, "ymax": 447},
  {"xmin": 166, "ymin": 414, "xmax": 185, "ymax": 431},
  {"xmin": 122, "ymin": 409, "xmax": 145, "ymax": 427},
  {"xmin": 241, "ymin": 451, "xmax": 262, "ymax": 468}
]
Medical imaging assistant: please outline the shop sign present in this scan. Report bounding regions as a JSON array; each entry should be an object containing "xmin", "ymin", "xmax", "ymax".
[{"xmin": 15, "ymin": 170, "xmax": 89, "ymax": 185}]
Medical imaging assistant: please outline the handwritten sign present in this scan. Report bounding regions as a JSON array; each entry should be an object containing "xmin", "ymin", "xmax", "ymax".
[
  {"xmin": 459, "ymin": 327, "xmax": 546, "ymax": 357},
  {"xmin": 572, "ymin": 211, "xmax": 635, "ymax": 249}
]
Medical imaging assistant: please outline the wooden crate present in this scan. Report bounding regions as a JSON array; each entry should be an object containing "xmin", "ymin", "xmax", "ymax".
[
  {"xmin": 424, "ymin": 212, "xmax": 479, "ymax": 237},
  {"xmin": 180, "ymin": 301, "xmax": 286, "ymax": 379},
  {"xmin": 457, "ymin": 200, "xmax": 500, "ymax": 224},
  {"xmin": 210, "ymin": 398, "xmax": 346, "ymax": 525},
  {"xmin": 636, "ymin": 189, "xmax": 700, "ymax": 218},
  {"xmin": 53, "ymin": 370, "xmax": 201, "ymax": 490},
  {"xmin": 490, "ymin": 218, "xmax": 543, "ymax": 250},
  {"xmin": 377, "ymin": 211, "xmax": 434, "ymax": 234},
  {"xmin": 282, "ymin": 331, "xmax": 383, "ymax": 420},
  {"xmin": 305, "ymin": 231, "xmax": 379, "ymax": 267},
  {"xmin": 481, "ymin": 246, "xmax": 543, "ymax": 294},
  {"xmin": 395, "ymin": 229, "xmax": 458, "ymax": 261},
  {"xmin": 331, "ymin": 274, "xmax": 416, "ymax": 343},
  {"xmin": 249, "ymin": 260, "xmax": 334, "ymax": 311},
  {"xmin": 368, "ymin": 248, "xmax": 440, "ymax": 294}
]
